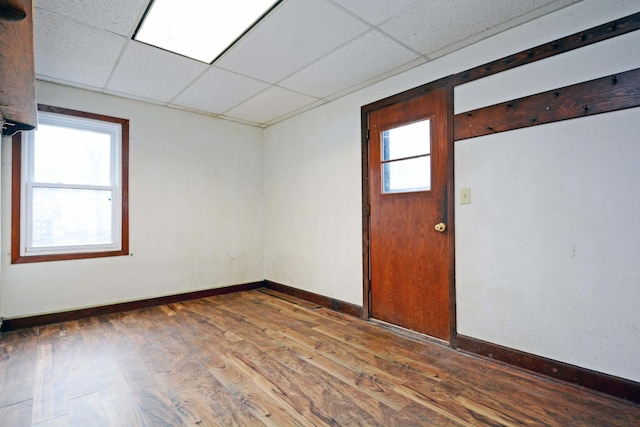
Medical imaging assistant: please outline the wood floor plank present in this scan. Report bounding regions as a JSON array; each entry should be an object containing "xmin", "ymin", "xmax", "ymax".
[
  {"xmin": 31, "ymin": 342, "xmax": 65, "ymax": 425},
  {"xmin": 257, "ymin": 288, "xmax": 323, "ymax": 309},
  {"xmin": 277, "ymin": 328, "xmax": 413, "ymax": 412},
  {"xmin": 1, "ymin": 289, "xmax": 639, "ymax": 427},
  {"xmin": 130, "ymin": 387, "xmax": 185, "ymax": 427},
  {"xmin": 208, "ymin": 353, "xmax": 302, "ymax": 426},
  {"xmin": 78, "ymin": 323, "xmax": 131, "ymax": 395},
  {"xmin": 222, "ymin": 352, "xmax": 323, "ymax": 426},
  {"xmin": 311, "ymin": 322, "xmax": 448, "ymax": 386},
  {"xmin": 105, "ymin": 327, "xmax": 160, "ymax": 395},
  {"xmin": 0, "ymin": 330, "xmax": 37, "ymax": 409},
  {"xmin": 435, "ymin": 354, "xmax": 639, "ymax": 427},
  {"xmin": 186, "ymin": 296, "xmax": 394, "ymax": 424},
  {"xmin": 180, "ymin": 300, "xmax": 352, "ymax": 425},
  {"xmin": 454, "ymin": 396, "xmax": 530, "ymax": 427},
  {"xmin": 216, "ymin": 292, "xmax": 322, "ymax": 332},
  {"xmin": 155, "ymin": 359, "xmax": 262, "ymax": 427},
  {"xmin": 198, "ymin": 295, "xmax": 472, "ymax": 426},
  {"xmin": 151, "ymin": 302, "xmax": 270, "ymax": 426},
  {"xmin": 99, "ymin": 395, "xmax": 147, "ymax": 427},
  {"xmin": 57, "ymin": 329, "xmax": 102, "ymax": 403},
  {"xmin": 31, "ymin": 414, "xmax": 70, "ymax": 427},
  {"xmin": 191, "ymin": 301, "xmax": 397, "ymax": 424},
  {"xmin": 231, "ymin": 345, "xmax": 384, "ymax": 426},
  {"xmin": 239, "ymin": 290, "xmax": 344, "ymax": 328},
  {"xmin": 0, "ymin": 399, "xmax": 33, "ymax": 427},
  {"xmin": 66, "ymin": 391, "xmax": 110, "ymax": 427},
  {"xmin": 275, "ymin": 326, "xmax": 490, "ymax": 426},
  {"xmin": 77, "ymin": 325, "xmax": 146, "ymax": 426},
  {"xmin": 253, "ymin": 345, "xmax": 393, "ymax": 425},
  {"xmin": 36, "ymin": 326, "xmax": 97, "ymax": 425}
]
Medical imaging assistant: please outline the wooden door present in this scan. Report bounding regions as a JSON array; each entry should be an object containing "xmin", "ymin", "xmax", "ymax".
[{"xmin": 367, "ymin": 86, "xmax": 452, "ymax": 342}]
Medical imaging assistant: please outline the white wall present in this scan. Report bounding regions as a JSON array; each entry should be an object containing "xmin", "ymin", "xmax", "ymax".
[
  {"xmin": 263, "ymin": 0, "xmax": 640, "ymax": 382},
  {"xmin": 263, "ymin": 104, "xmax": 363, "ymax": 303},
  {"xmin": 1, "ymin": 81, "xmax": 264, "ymax": 318},
  {"xmin": 456, "ymin": 110, "xmax": 640, "ymax": 382},
  {"xmin": 454, "ymin": 5, "xmax": 640, "ymax": 382}
]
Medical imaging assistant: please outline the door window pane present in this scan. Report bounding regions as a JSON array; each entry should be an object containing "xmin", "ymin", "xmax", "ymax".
[
  {"xmin": 31, "ymin": 187, "xmax": 113, "ymax": 248},
  {"xmin": 381, "ymin": 120, "xmax": 431, "ymax": 193},
  {"xmin": 382, "ymin": 120, "xmax": 430, "ymax": 161},
  {"xmin": 383, "ymin": 156, "xmax": 431, "ymax": 193}
]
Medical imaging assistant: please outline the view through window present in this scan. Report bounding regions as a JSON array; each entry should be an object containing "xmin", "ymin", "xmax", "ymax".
[{"xmin": 12, "ymin": 105, "xmax": 129, "ymax": 263}]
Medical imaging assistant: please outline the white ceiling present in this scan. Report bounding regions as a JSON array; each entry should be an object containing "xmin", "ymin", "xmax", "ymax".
[{"xmin": 33, "ymin": 0, "xmax": 582, "ymax": 128}]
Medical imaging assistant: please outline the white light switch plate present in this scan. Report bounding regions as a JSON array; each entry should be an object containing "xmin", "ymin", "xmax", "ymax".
[{"xmin": 461, "ymin": 188, "xmax": 471, "ymax": 204}]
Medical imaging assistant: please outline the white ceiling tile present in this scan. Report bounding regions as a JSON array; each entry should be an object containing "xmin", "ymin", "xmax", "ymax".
[
  {"xmin": 35, "ymin": 0, "xmax": 149, "ymax": 36},
  {"xmin": 31, "ymin": 0, "xmax": 588, "ymax": 127},
  {"xmin": 280, "ymin": 31, "xmax": 420, "ymax": 98},
  {"xmin": 107, "ymin": 41, "xmax": 208, "ymax": 103},
  {"xmin": 225, "ymin": 86, "xmax": 319, "ymax": 125},
  {"xmin": 171, "ymin": 68, "xmax": 270, "ymax": 114},
  {"xmin": 381, "ymin": 0, "xmax": 572, "ymax": 56},
  {"xmin": 216, "ymin": 0, "xmax": 369, "ymax": 83},
  {"xmin": 34, "ymin": 9, "xmax": 127, "ymax": 88},
  {"xmin": 332, "ymin": 0, "xmax": 418, "ymax": 25},
  {"xmin": 426, "ymin": 0, "xmax": 583, "ymax": 59}
]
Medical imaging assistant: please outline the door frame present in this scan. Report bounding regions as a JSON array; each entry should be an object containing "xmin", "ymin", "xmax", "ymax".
[{"xmin": 361, "ymin": 76, "xmax": 457, "ymax": 347}]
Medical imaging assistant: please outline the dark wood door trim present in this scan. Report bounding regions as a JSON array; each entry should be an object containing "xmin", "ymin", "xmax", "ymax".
[
  {"xmin": 361, "ymin": 11, "xmax": 640, "ymax": 347},
  {"xmin": 444, "ymin": 82, "xmax": 457, "ymax": 348},
  {"xmin": 361, "ymin": 76, "xmax": 456, "ymax": 344}
]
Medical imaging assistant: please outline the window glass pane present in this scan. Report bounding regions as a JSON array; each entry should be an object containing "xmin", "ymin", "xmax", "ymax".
[
  {"xmin": 31, "ymin": 187, "xmax": 113, "ymax": 248},
  {"xmin": 382, "ymin": 120, "xmax": 430, "ymax": 161},
  {"xmin": 33, "ymin": 124, "xmax": 111, "ymax": 186},
  {"xmin": 383, "ymin": 156, "xmax": 431, "ymax": 193}
]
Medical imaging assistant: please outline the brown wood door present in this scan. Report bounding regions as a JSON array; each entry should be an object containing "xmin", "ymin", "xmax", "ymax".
[{"xmin": 367, "ymin": 87, "xmax": 451, "ymax": 342}]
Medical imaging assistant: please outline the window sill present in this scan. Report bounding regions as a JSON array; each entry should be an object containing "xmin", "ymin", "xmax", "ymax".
[{"xmin": 11, "ymin": 249, "xmax": 129, "ymax": 264}]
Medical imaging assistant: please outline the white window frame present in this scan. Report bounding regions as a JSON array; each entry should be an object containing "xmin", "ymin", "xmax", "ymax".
[{"xmin": 20, "ymin": 111, "xmax": 123, "ymax": 257}]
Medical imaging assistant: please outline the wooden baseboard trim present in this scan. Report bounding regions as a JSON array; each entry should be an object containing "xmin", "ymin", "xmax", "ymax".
[
  {"xmin": 458, "ymin": 335, "xmax": 640, "ymax": 405},
  {"xmin": 1, "ymin": 280, "xmax": 362, "ymax": 332},
  {"xmin": 0, "ymin": 281, "xmax": 264, "ymax": 332},
  {"xmin": 264, "ymin": 280, "xmax": 362, "ymax": 317}
]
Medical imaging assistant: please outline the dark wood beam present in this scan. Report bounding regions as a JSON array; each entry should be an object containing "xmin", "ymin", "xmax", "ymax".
[
  {"xmin": 454, "ymin": 67, "xmax": 640, "ymax": 140},
  {"xmin": 454, "ymin": 12, "xmax": 640, "ymax": 85}
]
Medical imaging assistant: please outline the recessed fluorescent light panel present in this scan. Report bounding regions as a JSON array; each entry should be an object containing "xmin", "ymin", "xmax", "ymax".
[{"xmin": 134, "ymin": 0, "xmax": 278, "ymax": 63}]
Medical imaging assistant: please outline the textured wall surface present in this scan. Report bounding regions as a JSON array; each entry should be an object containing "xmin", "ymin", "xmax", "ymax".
[
  {"xmin": 1, "ymin": 81, "xmax": 264, "ymax": 318},
  {"xmin": 263, "ymin": 0, "xmax": 640, "ymax": 382}
]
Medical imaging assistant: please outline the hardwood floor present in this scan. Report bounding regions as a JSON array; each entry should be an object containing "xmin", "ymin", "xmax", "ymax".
[{"xmin": 1, "ymin": 289, "xmax": 638, "ymax": 426}]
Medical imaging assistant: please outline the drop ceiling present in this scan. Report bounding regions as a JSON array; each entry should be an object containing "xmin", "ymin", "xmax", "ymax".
[{"xmin": 33, "ymin": 0, "xmax": 582, "ymax": 128}]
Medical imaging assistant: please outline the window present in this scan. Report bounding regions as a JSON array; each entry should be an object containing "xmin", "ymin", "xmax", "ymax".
[
  {"xmin": 12, "ymin": 105, "xmax": 129, "ymax": 263},
  {"xmin": 381, "ymin": 120, "xmax": 431, "ymax": 193}
]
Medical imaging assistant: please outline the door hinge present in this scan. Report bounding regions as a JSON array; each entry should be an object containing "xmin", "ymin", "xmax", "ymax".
[{"xmin": 366, "ymin": 129, "xmax": 370, "ymax": 141}]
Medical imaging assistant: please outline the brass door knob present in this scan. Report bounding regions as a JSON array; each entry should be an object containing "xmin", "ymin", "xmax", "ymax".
[{"xmin": 435, "ymin": 222, "xmax": 447, "ymax": 232}]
